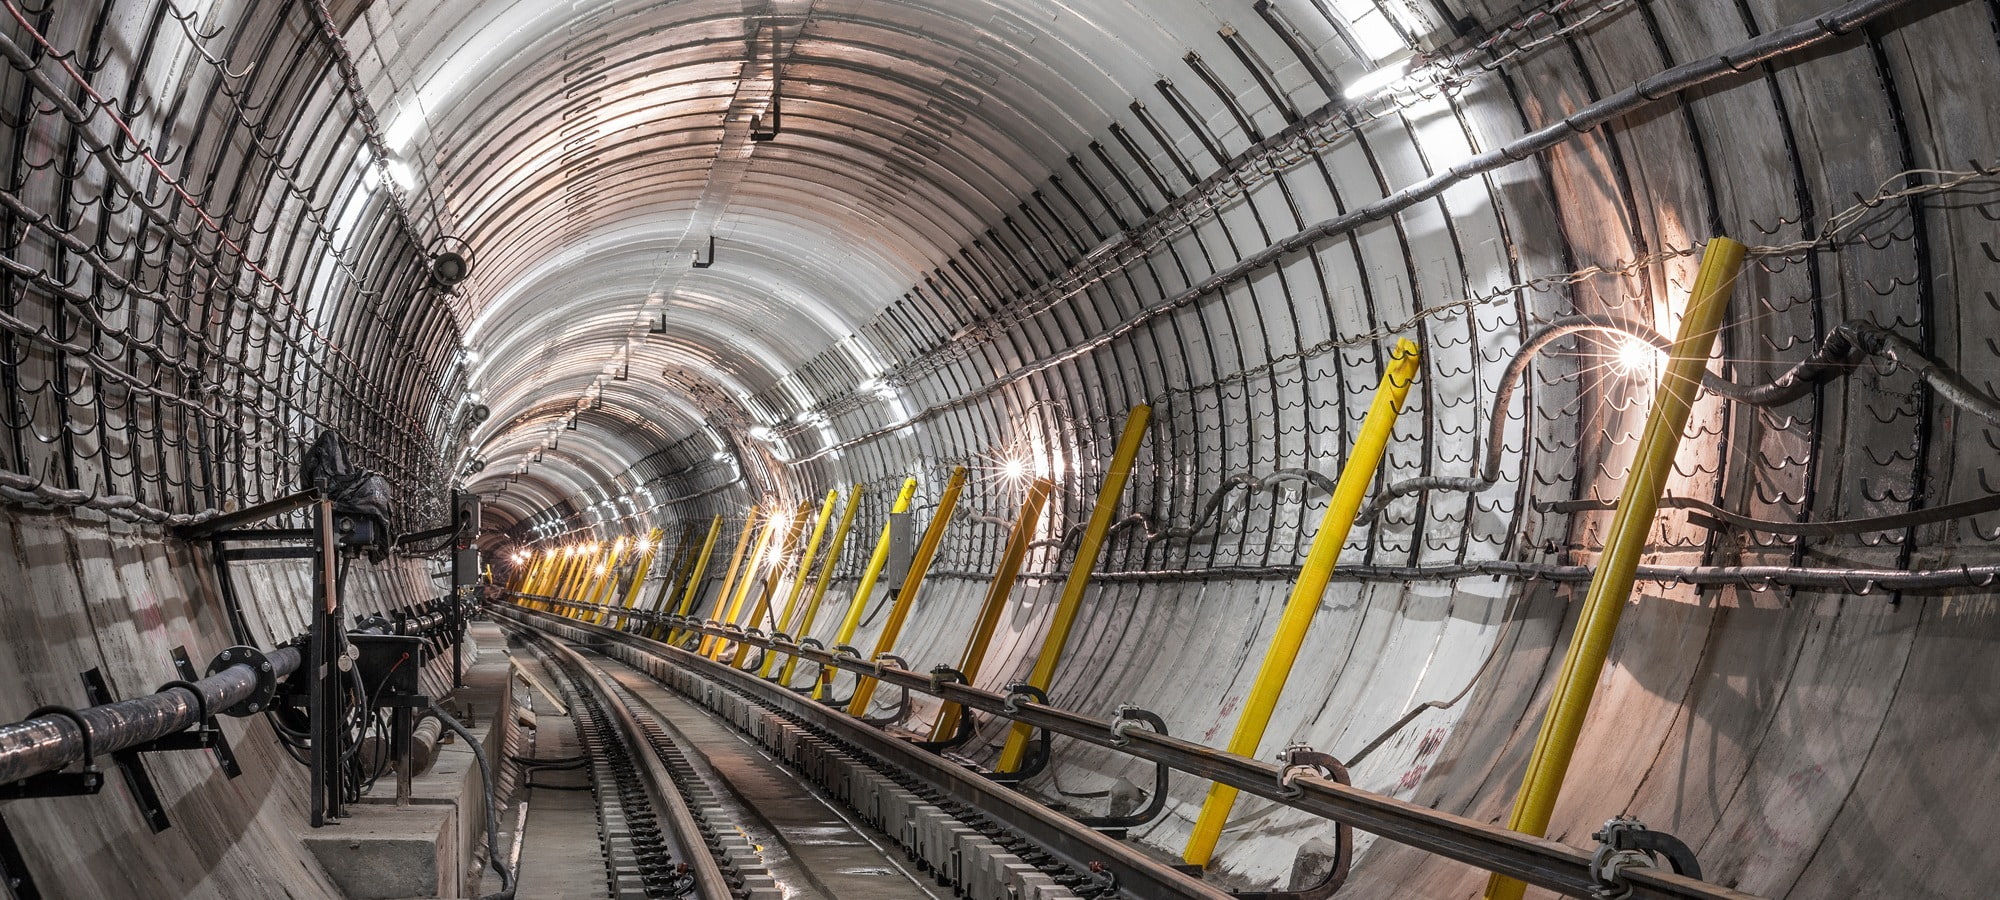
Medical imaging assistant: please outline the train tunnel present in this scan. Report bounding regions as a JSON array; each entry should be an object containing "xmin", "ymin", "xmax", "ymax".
[{"xmin": 0, "ymin": 0, "xmax": 1992, "ymax": 897}]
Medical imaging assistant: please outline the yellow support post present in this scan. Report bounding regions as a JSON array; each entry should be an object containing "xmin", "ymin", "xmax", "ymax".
[
  {"xmin": 815, "ymin": 477, "xmax": 919, "ymax": 699},
  {"xmin": 731, "ymin": 503, "xmax": 813, "ymax": 666},
  {"xmin": 932, "ymin": 477, "xmax": 1052, "ymax": 741},
  {"xmin": 641, "ymin": 523, "xmax": 700, "ymax": 630},
  {"xmin": 543, "ymin": 549, "xmax": 579, "ymax": 609},
  {"xmin": 694, "ymin": 509, "xmax": 762, "ymax": 653},
  {"xmin": 1184, "ymin": 339, "xmax": 1422, "ymax": 867},
  {"xmin": 540, "ymin": 550, "xmax": 571, "ymax": 606},
  {"xmin": 610, "ymin": 529, "xmax": 663, "ymax": 630},
  {"xmin": 514, "ymin": 553, "xmax": 545, "ymax": 595},
  {"xmin": 564, "ymin": 545, "xmax": 599, "ymax": 602},
  {"xmin": 758, "ymin": 490, "xmax": 840, "ymax": 675},
  {"xmin": 1484, "ymin": 237, "xmax": 1745, "ymax": 900},
  {"xmin": 584, "ymin": 539, "xmax": 627, "ymax": 621},
  {"xmin": 555, "ymin": 546, "xmax": 592, "ymax": 612},
  {"xmin": 777, "ymin": 485, "xmax": 865, "ymax": 684},
  {"xmin": 997, "ymin": 405, "xmax": 1152, "ymax": 770},
  {"xmin": 664, "ymin": 516, "xmax": 724, "ymax": 642},
  {"xmin": 709, "ymin": 512, "xmax": 780, "ymax": 658},
  {"xmin": 848, "ymin": 466, "xmax": 968, "ymax": 714}
]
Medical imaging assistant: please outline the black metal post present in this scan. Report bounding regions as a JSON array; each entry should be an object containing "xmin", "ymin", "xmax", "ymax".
[{"xmin": 309, "ymin": 499, "xmax": 345, "ymax": 826}]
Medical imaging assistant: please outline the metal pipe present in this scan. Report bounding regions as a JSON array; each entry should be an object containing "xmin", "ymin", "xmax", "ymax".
[
  {"xmin": 0, "ymin": 644, "xmax": 300, "ymax": 786},
  {"xmin": 933, "ymin": 477, "xmax": 1054, "ymax": 741},
  {"xmin": 817, "ymin": 478, "xmax": 920, "ymax": 699},
  {"xmin": 1485, "ymin": 237, "xmax": 1746, "ymax": 900},
  {"xmin": 999, "ymin": 405, "xmax": 1152, "ymax": 771},
  {"xmin": 849, "ymin": 466, "xmax": 967, "ymax": 714},
  {"xmin": 778, "ymin": 484, "xmax": 864, "ymax": 684},
  {"xmin": 1186, "ymin": 339, "xmax": 1421, "ymax": 867},
  {"xmin": 759, "ymin": 489, "xmax": 840, "ymax": 676}
]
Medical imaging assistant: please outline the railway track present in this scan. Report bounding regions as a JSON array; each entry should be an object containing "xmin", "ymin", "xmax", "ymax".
[{"xmin": 498, "ymin": 605, "xmax": 1231, "ymax": 900}]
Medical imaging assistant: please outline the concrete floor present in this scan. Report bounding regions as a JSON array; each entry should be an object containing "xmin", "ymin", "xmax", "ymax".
[{"xmin": 508, "ymin": 650, "xmax": 610, "ymax": 900}]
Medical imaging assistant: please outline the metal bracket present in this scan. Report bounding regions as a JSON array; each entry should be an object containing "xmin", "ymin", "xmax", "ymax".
[
  {"xmin": 1230, "ymin": 744, "xmax": 1351, "ymax": 900},
  {"xmin": 858, "ymin": 654, "xmax": 912, "ymax": 726},
  {"xmin": 172, "ymin": 647, "xmax": 240, "ymax": 778},
  {"xmin": 1588, "ymin": 816, "xmax": 1702, "ymax": 899},
  {"xmin": 81, "ymin": 669, "xmax": 173, "ymax": 832},
  {"xmin": 987, "ymin": 683, "xmax": 1051, "ymax": 784},
  {"xmin": 819, "ymin": 645, "xmax": 863, "ymax": 706},
  {"xmin": 909, "ymin": 664, "xmax": 976, "ymax": 751},
  {"xmin": 1078, "ymin": 706, "xmax": 1170, "ymax": 838},
  {"xmin": 0, "ymin": 810, "xmax": 42, "ymax": 899},
  {"xmin": 0, "ymin": 704, "xmax": 102, "ymax": 802},
  {"xmin": 785, "ymin": 638, "xmax": 825, "ymax": 691}
]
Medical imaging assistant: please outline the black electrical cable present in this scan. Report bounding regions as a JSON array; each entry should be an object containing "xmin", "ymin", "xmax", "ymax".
[{"xmin": 428, "ymin": 700, "xmax": 517, "ymax": 900}]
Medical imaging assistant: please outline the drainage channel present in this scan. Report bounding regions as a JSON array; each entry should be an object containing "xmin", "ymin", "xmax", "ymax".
[{"xmin": 498, "ymin": 604, "xmax": 1230, "ymax": 900}]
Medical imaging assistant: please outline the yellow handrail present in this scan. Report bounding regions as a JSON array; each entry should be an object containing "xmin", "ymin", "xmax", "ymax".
[
  {"xmin": 816, "ymin": 477, "xmax": 919, "ymax": 699},
  {"xmin": 998, "ymin": 404, "xmax": 1152, "ymax": 771},
  {"xmin": 848, "ymin": 466, "xmax": 968, "ymax": 714},
  {"xmin": 777, "ymin": 484, "xmax": 865, "ymax": 683},
  {"xmin": 1485, "ymin": 237, "xmax": 1745, "ymax": 900},
  {"xmin": 933, "ymin": 476, "xmax": 1053, "ymax": 741},
  {"xmin": 1184, "ymin": 338, "xmax": 1421, "ymax": 867}
]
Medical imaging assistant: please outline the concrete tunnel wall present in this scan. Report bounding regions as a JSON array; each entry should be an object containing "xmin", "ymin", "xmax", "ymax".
[
  {"xmin": 2, "ymin": 0, "xmax": 1998, "ymax": 897},
  {"xmin": 0, "ymin": 507, "xmax": 456, "ymax": 899}
]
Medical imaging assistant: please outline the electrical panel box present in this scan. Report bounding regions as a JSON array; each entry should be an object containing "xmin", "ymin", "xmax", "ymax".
[{"xmin": 349, "ymin": 634, "xmax": 427, "ymax": 705}]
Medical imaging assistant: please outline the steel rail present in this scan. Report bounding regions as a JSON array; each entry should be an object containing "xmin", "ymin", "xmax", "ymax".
[
  {"xmin": 508, "ymin": 597, "xmax": 1763, "ymax": 900},
  {"xmin": 0, "ymin": 646, "xmax": 299, "ymax": 786},
  {"xmin": 498, "ymin": 603, "xmax": 1229, "ymax": 900},
  {"xmin": 512, "ymin": 626, "xmax": 737, "ymax": 899}
]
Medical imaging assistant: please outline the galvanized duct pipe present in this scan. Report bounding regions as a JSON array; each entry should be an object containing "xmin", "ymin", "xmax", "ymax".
[{"xmin": 0, "ymin": 646, "xmax": 301, "ymax": 785}]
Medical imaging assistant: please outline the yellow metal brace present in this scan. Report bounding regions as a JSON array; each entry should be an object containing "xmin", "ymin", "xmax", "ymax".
[
  {"xmin": 663, "ymin": 515, "xmax": 724, "ymax": 642},
  {"xmin": 1184, "ymin": 338, "xmax": 1421, "ymax": 867},
  {"xmin": 610, "ymin": 528, "xmax": 663, "ymax": 629},
  {"xmin": 815, "ymin": 477, "xmax": 919, "ymax": 699},
  {"xmin": 695, "ymin": 509, "xmax": 762, "ymax": 654},
  {"xmin": 997, "ymin": 404, "xmax": 1151, "ymax": 771},
  {"xmin": 848, "ymin": 466, "xmax": 968, "ymax": 714},
  {"xmin": 777, "ymin": 484, "xmax": 865, "ymax": 684},
  {"xmin": 710, "ymin": 512, "xmax": 780, "ymax": 658},
  {"xmin": 1484, "ymin": 237, "xmax": 1745, "ymax": 900},
  {"xmin": 732, "ymin": 503, "xmax": 814, "ymax": 666},
  {"xmin": 759, "ymin": 490, "xmax": 840, "ymax": 675},
  {"xmin": 932, "ymin": 476, "xmax": 1053, "ymax": 741}
]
